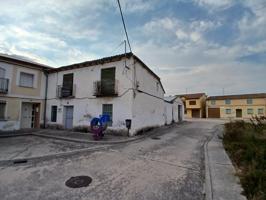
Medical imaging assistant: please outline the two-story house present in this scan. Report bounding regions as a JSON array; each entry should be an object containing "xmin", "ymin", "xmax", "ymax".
[
  {"xmin": 0, "ymin": 54, "xmax": 50, "ymax": 130},
  {"xmin": 206, "ymin": 93, "xmax": 266, "ymax": 119},
  {"xmin": 45, "ymin": 53, "xmax": 169, "ymax": 136},
  {"xmin": 176, "ymin": 93, "xmax": 207, "ymax": 118}
]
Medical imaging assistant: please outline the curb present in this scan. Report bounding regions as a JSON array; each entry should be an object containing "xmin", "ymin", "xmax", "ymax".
[
  {"xmin": 204, "ymin": 125, "xmax": 247, "ymax": 200},
  {"xmin": 32, "ymin": 132, "xmax": 148, "ymax": 145},
  {"xmin": 0, "ymin": 133, "xmax": 32, "ymax": 138},
  {"xmin": 0, "ymin": 145, "xmax": 110, "ymax": 166},
  {"xmin": 204, "ymin": 131, "xmax": 216, "ymax": 200}
]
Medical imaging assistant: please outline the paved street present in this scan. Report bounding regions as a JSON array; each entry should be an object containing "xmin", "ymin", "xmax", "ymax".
[{"xmin": 0, "ymin": 120, "xmax": 221, "ymax": 200}]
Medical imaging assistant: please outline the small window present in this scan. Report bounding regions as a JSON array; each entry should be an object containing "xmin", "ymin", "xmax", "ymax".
[
  {"xmin": 225, "ymin": 99, "xmax": 231, "ymax": 105},
  {"xmin": 247, "ymin": 99, "xmax": 253, "ymax": 104},
  {"xmin": 20, "ymin": 72, "xmax": 34, "ymax": 88},
  {"xmin": 102, "ymin": 104, "xmax": 113, "ymax": 126},
  {"xmin": 156, "ymin": 82, "xmax": 159, "ymax": 91},
  {"xmin": 258, "ymin": 108, "xmax": 264, "ymax": 115},
  {"xmin": 0, "ymin": 101, "xmax": 6, "ymax": 120},
  {"xmin": 51, "ymin": 106, "xmax": 57, "ymax": 122},
  {"xmin": 247, "ymin": 108, "xmax": 253, "ymax": 115},
  {"xmin": 225, "ymin": 109, "xmax": 231, "ymax": 114},
  {"xmin": 211, "ymin": 100, "xmax": 216, "ymax": 105},
  {"xmin": 189, "ymin": 100, "xmax": 196, "ymax": 105}
]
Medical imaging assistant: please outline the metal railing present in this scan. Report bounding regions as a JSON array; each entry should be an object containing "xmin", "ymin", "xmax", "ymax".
[
  {"xmin": 0, "ymin": 78, "xmax": 9, "ymax": 94},
  {"xmin": 93, "ymin": 80, "xmax": 118, "ymax": 97},
  {"xmin": 57, "ymin": 84, "xmax": 76, "ymax": 98}
]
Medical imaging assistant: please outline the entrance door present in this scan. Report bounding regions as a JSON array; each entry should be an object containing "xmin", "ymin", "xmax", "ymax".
[
  {"xmin": 21, "ymin": 103, "xmax": 32, "ymax": 128},
  {"xmin": 64, "ymin": 106, "xmax": 73, "ymax": 129},
  {"xmin": 192, "ymin": 109, "xmax": 200, "ymax": 118},
  {"xmin": 178, "ymin": 105, "xmax": 183, "ymax": 121},
  {"xmin": 236, "ymin": 109, "xmax": 242, "ymax": 118},
  {"xmin": 208, "ymin": 108, "xmax": 220, "ymax": 118}
]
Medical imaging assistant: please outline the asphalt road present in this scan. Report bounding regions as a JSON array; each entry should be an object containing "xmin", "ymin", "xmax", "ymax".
[{"xmin": 0, "ymin": 120, "xmax": 221, "ymax": 200}]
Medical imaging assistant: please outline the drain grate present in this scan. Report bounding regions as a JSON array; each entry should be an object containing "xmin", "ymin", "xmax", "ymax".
[
  {"xmin": 151, "ymin": 136, "xmax": 160, "ymax": 140},
  {"xmin": 13, "ymin": 159, "xmax": 28, "ymax": 164},
  {"xmin": 65, "ymin": 176, "xmax": 92, "ymax": 188}
]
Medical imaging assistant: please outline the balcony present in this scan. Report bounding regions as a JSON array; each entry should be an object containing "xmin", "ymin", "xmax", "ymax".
[
  {"xmin": 57, "ymin": 84, "xmax": 76, "ymax": 98},
  {"xmin": 0, "ymin": 78, "xmax": 9, "ymax": 94},
  {"xmin": 93, "ymin": 80, "xmax": 118, "ymax": 97}
]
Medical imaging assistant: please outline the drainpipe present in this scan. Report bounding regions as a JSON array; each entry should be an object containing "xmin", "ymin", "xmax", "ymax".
[{"xmin": 43, "ymin": 71, "xmax": 48, "ymax": 129}]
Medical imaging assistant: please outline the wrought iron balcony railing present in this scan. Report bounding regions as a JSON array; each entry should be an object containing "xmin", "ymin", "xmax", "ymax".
[
  {"xmin": 93, "ymin": 80, "xmax": 118, "ymax": 97},
  {"xmin": 57, "ymin": 84, "xmax": 76, "ymax": 98}
]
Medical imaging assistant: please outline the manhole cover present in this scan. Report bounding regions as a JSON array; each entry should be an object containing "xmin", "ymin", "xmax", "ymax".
[
  {"xmin": 65, "ymin": 176, "xmax": 92, "ymax": 188},
  {"xmin": 151, "ymin": 136, "xmax": 160, "ymax": 140}
]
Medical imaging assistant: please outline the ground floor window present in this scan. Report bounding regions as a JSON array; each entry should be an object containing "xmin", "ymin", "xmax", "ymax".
[
  {"xmin": 247, "ymin": 108, "xmax": 253, "ymax": 115},
  {"xmin": 0, "ymin": 101, "xmax": 6, "ymax": 120},
  {"xmin": 102, "ymin": 104, "xmax": 113, "ymax": 126},
  {"xmin": 225, "ymin": 109, "xmax": 231, "ymax": 114},
  {"xmin": 51, "ymin": 105, "xmax": 57, "ymax": 122},
  {"xmin": 258, "ymin": 108, "xmax": 264, "ymax": 115}
]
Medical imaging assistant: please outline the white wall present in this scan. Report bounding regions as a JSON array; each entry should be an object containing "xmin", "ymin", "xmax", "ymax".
[
  {"xmin": 164, "ymin": 101, "xmax": 173, "ymax": 125},
  {"xmin": 46, "ymin": 58, "xmax": 135, "ymax": 132},
  {"xmin": 131, "ymin": 62, "xmax": 165, "ymax": 135}
]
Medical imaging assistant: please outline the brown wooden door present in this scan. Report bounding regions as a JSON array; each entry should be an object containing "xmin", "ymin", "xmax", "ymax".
[
  {"xmin": 236, "ymin": 109, "xmax": 242, "ymax": 118},
  {"xmin": 192, "ymin": 109, "xmax": 200, "ymax": 118},
  {"xmin": 208, "ymin": 108, "xmax": 220, "ymax": 118}
]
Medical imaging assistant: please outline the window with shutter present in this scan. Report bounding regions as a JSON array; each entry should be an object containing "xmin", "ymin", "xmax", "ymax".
[
  {"xmin": 19, "ymin": 72, "xmax": 34, "ymax": 88},
  {"xmin": 102, "ymin": 104, "xmax": 113, "ymax": 126}
]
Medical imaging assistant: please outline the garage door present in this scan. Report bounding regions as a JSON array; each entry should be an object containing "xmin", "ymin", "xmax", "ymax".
[
  {"xmin": 192, "ymin": 109, "xmax": 200, "ymax": 118},
  {"xmin": 208, "ymin": 108, "xmax": 220, "ymax": 118}
]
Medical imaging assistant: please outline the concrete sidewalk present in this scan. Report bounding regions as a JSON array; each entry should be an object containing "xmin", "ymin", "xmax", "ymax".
[{"xmin": 205, "ymin": 126, "xmax": 247, "ymax": 200}]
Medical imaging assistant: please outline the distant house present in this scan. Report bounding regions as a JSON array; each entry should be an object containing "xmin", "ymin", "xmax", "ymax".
[
  {"xmin": 0, "ymin": 54, "xmax": 50, "ymax": 130},
  {"xmin": 176, "ymin": 93, "xmax": 207, "ymax": 118},
  {"xmin": 164, "ymin": 96, "xmax": 184, "ymax": 124},
  {"xmin": 206, "ymin": 93, "xmax": 266, "ymax": 119}
]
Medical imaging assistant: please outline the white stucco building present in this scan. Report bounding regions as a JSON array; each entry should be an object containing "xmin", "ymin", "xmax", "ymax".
[
  {"xmin": 164, "ymin": 96, "xmax": 184, "ymax": 125},
  {"xmin": 0, "ymin": 53, "xmax": 184, "ymax": 135},
  {"xmin": 45, "ymin": 53, "xmax": 176, "ymax": 135}
]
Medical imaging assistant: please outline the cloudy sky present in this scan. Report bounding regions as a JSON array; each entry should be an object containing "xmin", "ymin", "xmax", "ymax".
[{"xmin": 0, "ymin": 0, "xmax": 266, "ymax": 95}]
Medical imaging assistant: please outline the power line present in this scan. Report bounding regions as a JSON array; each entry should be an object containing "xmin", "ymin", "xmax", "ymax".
[{"xmin": 116, "ymin": 0, "xmax": 132, "ymax": 53}]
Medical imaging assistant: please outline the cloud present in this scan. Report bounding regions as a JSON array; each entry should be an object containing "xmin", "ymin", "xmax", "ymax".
[{"xmin": 0, "ymin": 0, "xmax": 265, "ymax": 95}]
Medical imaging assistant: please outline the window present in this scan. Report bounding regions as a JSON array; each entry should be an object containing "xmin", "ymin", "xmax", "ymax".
[
  {"xmin": 247, "ymin": 99, "xmax": 253, "ymax": 104},
  {"xmin": 51, "ymin": 106, "xmax": 57, "ymax": 122},
  {"xmin": 102, "ymin": 104, "xmax": 113, "ymax": 126},
  {"xmin": 189, "ymin": 100, "xmax": 196, "ymax": 105},
  {"xmin": 211, "ymin": 100, "xmax": 216, "ymax": 105},
  {"xmin": 101, "ymin": 68, "xmax": 116, "ymax": 95},
  {"xmin": 258, "ymin": 108, "xmax": 264, "ymax": 115},
  {"xmin": 0, "ymin": 101, "xmax": 6, "ymax": 120},
  {"xmin": 156, "ymin": 82, "xmax": 159, "ymax": 91},
  {"xmin": 19, "ymin": 72, "xmax": 34, "ymax": 88},
  {"xmin": 247, "ymin": 108, "xmax": 253, "ymax": 115},
  {"xmin": 0, "ymin": 67, "xmax": 5, "ymax": 78},
  {"xmin": 225, "ymin": 99, "xmax": 231, "ymax": 105},
  {"xmin": 225, "ymin": 109, "xmax": 231, "ymax": 114}
]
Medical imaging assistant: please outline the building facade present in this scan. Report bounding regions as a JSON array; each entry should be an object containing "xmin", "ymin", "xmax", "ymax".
[
  {"xmin": 0, "ymin": 53, "xmax": 184, "ymax": 135},
  {"xmin": 0, "ymin": 55, "xmax": 49, "ymax": 131},
  {"xmin": 206, "ymin": 93, "xmax": 266, "ymax": 119},
  {"xmin": 164, "ymin": 96, "xmax": 184, "ymax": 125},
  {"xmin": 176, "ymin": 93, "xmax": 206, "ymax": 118},
  {"xmin": 45, "ymin": 53, "xmax": 183, "ymax": 136}
]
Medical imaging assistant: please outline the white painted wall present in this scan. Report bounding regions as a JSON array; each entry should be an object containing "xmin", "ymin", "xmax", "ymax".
[
  {"xmin": 131, "ymin": 61, "xmax": 165, "ymax": 135},
  {"xmin": 164, "ymin": 101, "xmax": 173, "ymax": 125},
  {"xmin": 46, "ymin": 57, "xmax": 170, "ymax": 136},
  {"xmin": 46, "ymin": 58, "xmax": 135, "ymax": 133}
]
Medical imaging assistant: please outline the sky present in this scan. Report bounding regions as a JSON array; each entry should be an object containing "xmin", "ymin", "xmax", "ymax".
[{"xmin": 0, "ymin": 0, "xmax": 266, "ymax": 96}]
